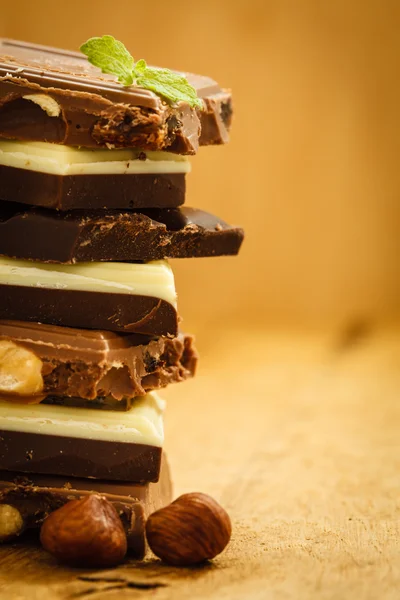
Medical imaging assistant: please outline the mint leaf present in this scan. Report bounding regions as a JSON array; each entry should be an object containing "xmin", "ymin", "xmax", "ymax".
[
  {"xmin": 80, "ymin": 35, "xmax": 134, "ymax": 86},
  {"xmin": 80, "ymin": 36, "xmax": 203, "ymax": 109},
  {"xmin": 135, "ymin": 66, "xmax": 203, "ymax": 109},
  {"xmin": 134, "ymin": 59, "xmax": 147, "ymax": 74}
]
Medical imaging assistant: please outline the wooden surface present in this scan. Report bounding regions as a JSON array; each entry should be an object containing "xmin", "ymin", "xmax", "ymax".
[{"xmin": 0, "ymin": 325, "xmax": 399, "ymax": 599}]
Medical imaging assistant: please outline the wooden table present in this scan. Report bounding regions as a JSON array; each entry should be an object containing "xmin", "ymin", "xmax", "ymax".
[{"xmin": 1, "ymin": 325, "xmax": 399, "ymax": 599}]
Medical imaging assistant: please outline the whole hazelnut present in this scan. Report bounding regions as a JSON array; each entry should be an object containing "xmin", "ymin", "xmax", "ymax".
[
  {"xmin": 146, "ymin": 492, "xmax": 231, "ymax": 566},
  {"xmin": 40, "ymin": 495, "xmax": 127, "ymax": 568}
]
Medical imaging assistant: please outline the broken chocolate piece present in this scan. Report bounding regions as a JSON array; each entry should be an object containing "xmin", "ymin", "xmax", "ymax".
[
  {"xmin": 0, "ymin": 320, "xmax": 197, "ymax": 401},
  {"xmin": 0, "ymin": 202, "xmax": 244, "ymax": 263},
  {"xmin": 0, "ymin": 39, "xmax": 232, "ymax": 153}
]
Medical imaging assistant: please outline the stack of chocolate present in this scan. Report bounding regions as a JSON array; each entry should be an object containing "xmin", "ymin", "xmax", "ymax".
[{"xmin": 0, "ymin": 39, "xmax": 243, "ymax": 556}]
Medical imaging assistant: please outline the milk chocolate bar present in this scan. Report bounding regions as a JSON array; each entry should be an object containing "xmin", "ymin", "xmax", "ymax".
[
  {"xmin": 0, "ymin": 202, "xmax": 244, "ymax": 263},
  {"xmin": 0, "ymin": 456, "xmax": 172, "ymax": 557},
  {"xmin": 0, "ymin": 141, "xmax": 188, "ymax": 210},
  {"xmin": 0, "ymin": 393, "xmax": 165, "ymax": 481},
  {"xmin": 0, "ymin": 320, "xmax": 197, "ymax": 402},
  {"xmin": 0, "ymin": 259, "xmax": 178, "ymax": 335},
  {"xmin": 0, "ymin": 39, "xmax": 232, "ymax": 153}
]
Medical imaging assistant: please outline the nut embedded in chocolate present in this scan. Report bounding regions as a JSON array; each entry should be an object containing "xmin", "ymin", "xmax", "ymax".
[
  {"xmin": 146, "ymin": 492, "xmax": 232, "ymax": 566},
  {"xmin": 0, "ymin": 504, "xmax": 24, "ymax": 541},
  {"xmin": 40, "ymin": 494, "xmax": 128, "ymax": 568},
  {"xmin": 0, "ymin": 339, "xmax": 44, "ymax": 397},
  {"xmin": 0, "ymin": 39, "xmax": 232, "ymax": 153}
]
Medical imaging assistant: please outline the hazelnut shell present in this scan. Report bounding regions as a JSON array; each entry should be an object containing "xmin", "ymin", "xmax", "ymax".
[
  {"xmin": 146, "ymin": 492, "xmax": 231, "ymax": 566},
  {"xmin": 40, "ymin": 494, "xmax": 127, "ymax": 568}
]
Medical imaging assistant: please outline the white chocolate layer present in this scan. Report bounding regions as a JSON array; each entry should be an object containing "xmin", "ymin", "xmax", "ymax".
[
  {"xmin": 0, "ymin": 258, "xmax": 177, "ymax": 307},
  {"xmin": 0, "ymin": 140, "xmax": 191, "ymax": 175},
  {"xmin": 0, "ymin": 392, "xmax": 165, "ymax": 446}
]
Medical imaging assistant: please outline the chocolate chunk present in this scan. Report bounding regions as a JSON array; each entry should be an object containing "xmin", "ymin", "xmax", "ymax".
[
  {"xmin": 0, "ymin": 167, "xmax": 186, "ymax": 210},
  {"xmin": 0, "ymin": 320, "xmax": 197, "ymax": 401},
  {"xmin": 0, "ymin": 202, "xmax": 244, "ymax": 263},
  {"xmin": 0, "ymin": 455, "xmax": 173, "ymax": 557},
  {"xmin": 0, "ymin": 39, "xmax": 232, "ymax": 153},
  {"xmin": 0, "ymin": 287, "xmax": 178, "ymax": 336}
]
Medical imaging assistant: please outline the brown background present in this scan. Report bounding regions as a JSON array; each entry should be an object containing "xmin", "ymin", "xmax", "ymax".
[{"xmin": 2, "ymin": 0, "xmax": 400, "ymax": 333}]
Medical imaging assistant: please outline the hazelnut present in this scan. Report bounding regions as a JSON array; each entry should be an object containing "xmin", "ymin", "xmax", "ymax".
[
  {"xmin": 0, "ymin": 340, "xmax": 43, "ymax": 396},
  {"xmin": 146, "ymin": 492, "xmax": 231, "ymax": 566},
  {"xmin": 40, "ymin": 495, "xmax": 127, "ymax": 568},
  {"xmin": 23, "ymin": 94, "xmax": 61, "ymax": 117},
  {"xmin": 0, "ymin": 504, "xmax": 25, "ymax": 542}
]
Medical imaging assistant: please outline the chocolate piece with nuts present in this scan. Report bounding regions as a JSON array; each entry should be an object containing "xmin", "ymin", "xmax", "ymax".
[
  {"xmin": 0, "ymin": 39, "xmax": 232, "ymax": 153},
  {"xmin": 0, "ymin": 320, "xmax": 198, "ymax": 402}
]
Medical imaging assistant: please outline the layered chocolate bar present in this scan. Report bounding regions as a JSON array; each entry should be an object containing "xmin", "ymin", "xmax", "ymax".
[
  {"xmin": 0, "ymin": 258, "xmax": 178, "ymax": 335},
  {"xmin": 0, "ymin": 392, "xmax": 165, "ymax": 481},
  {"xmin": 0, "ymin": 202, "xmax": 244, "ymax": 263},
  {"xmin": 0, "ymin": 141, "xmax": 188, "ymax": 209},
  {"xmin": 0, "ymin": 455, "xmax": 173, "ymax": 557}
]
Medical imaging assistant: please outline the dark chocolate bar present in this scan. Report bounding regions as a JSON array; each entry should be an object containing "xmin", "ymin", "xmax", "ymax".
[
  {"xmin": 0, "ymin": 456, "xmax": 172, "ymax": 557},
  {"xmin": 0, "ymin": 287, "xmax": 178, "ymax": 336},
  {"xmin": 0, "ymin": 39, "xmax": 232, "ymax": 153},
  {"xmin": 0, "ymin": 320, "xmax": 197, "ymax": 401},
  {"xmin": 0, "ymin": 431, "xmax": 162, "ymax": 483},
  {"xmin": 0, "ymin": 168, "xmax": 185, "ymax": 210},
  {"xmin": 0, "ymin": 202, "xmax": 244, "ymax": 263}
]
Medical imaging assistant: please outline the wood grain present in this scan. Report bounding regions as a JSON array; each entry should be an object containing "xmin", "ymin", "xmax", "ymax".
[{"xmin": 1, "ymin": 327, "xmax": 399, "ymax": 599}]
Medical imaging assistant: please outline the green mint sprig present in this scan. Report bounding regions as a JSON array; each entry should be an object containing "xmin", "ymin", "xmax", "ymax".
[{"xmin": 80, "ymin": 35, "xmax": 203, "ymax": 109}]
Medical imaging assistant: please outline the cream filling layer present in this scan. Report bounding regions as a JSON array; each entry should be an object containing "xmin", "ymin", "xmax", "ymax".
[
  {"xmin": 0, "ymin": 140, "xmax": 191, "ymax": 175},
  {"xmin": 0, "ymin": 258, "xmax": 177, "ymax": 307},
  {"xmin": 0, "ymin": 392, "xmax": 165, "ymax": 446}
]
